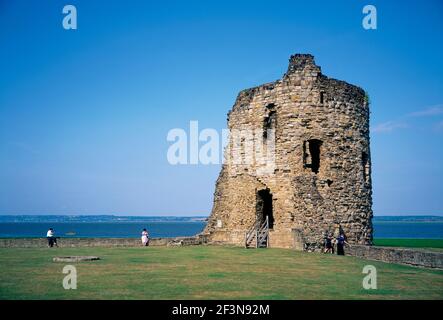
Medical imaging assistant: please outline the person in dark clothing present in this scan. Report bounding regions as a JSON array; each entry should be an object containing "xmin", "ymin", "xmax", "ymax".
[
  {"xmin": 324, "ymin": 233, "xmax": 334, "ymax": 254},
  {"xmin": 336, "ymin": 233, "xmax": 348, "ymax": 255}
]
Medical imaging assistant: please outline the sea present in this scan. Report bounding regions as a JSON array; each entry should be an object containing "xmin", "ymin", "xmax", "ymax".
[{"xmin": 0, "ymin": 220, "xmax": 442, "ymax": 239}]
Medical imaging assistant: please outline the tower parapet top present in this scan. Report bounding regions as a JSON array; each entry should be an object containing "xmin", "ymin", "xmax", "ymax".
[{"xmin": 286, "ymin": 54, "xmax": 321, "ymax": 75}]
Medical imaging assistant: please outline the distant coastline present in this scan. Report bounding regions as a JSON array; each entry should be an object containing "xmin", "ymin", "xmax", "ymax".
[
  {"xmin": 0, "ymin": 214, "xmax": 442, "ymax": 223},
  {"xmin": 0, "ymin": 215, "xmax": 208, "ymax": 223},
  {"xmin": 373, "ymin": 216, "xmax": 443, "ymax": 222}
]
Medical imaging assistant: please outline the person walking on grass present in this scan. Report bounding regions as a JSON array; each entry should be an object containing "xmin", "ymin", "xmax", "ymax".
[
  {"xmin": 324, "ymin": 233, "xmax": 334, "ymax": 254},
  {"xmin": 336, "ymin": 232, "xmax": 348, "ymax": 255},
  {"xmin": 46, "ymin": 228, "xmax": 58, "ymax": 248},
  {"xmin": 141, "ymin": 228, "xmax": 149, "ymax": 246}
]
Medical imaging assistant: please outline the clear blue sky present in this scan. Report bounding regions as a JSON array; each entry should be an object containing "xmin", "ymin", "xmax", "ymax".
[{"xmin": 0, "ymin": 0, "xmax": 442, "ymax": 216}]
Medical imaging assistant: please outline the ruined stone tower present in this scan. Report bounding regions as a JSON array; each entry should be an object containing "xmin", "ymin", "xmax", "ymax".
[{"xmin": 203, "ymin": 54, "xmax": 373, "ymax": 250}]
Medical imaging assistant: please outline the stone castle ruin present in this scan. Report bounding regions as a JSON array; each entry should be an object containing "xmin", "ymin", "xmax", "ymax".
[{"xmin": 203, "ymin": 54, "xmax": 373, "ymax": 250}]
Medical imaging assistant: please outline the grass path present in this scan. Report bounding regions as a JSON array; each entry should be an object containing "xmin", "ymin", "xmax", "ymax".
[{"xmin": 0, "ymin": 246, "xmax": 442, "ymax": 299}]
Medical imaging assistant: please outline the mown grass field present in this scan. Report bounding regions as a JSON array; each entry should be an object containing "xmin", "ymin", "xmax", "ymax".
[{"xmin": 0, "ymin": 246, "xmax": 442, "ymax": 300}]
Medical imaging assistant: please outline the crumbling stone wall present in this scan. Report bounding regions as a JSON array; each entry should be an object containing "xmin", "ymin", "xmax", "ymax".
[
  {"xmin": 203, "ymin": 54, "xmax": 373, "ymax": 250},
  {"xmin": 0, "ymin": 237, "xmax": 204, "ymax": 248},
  {"xmin": 347, "ymin": 245, "xmax": 443, "ymax": 269}
]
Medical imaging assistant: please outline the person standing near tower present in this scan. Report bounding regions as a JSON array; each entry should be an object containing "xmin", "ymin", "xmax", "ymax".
[
  {"xmin": 336, "ymin": 232, "xmax": 348, "ymax": 255},
  {"xmin": 324, "ymin": 233, "xmax": 334, "ymax": 254}
]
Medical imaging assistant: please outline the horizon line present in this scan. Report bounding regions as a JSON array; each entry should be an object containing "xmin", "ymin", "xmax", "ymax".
[{"xmin": 0, "ymin": 213, "xmax": 442, "ymax": 217}]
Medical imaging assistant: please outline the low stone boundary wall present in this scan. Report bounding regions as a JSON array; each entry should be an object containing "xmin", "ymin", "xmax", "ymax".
[
  {"xmin": 347, "ymin": 245, "xmax": 443, "ymax": 269},
  {"xmin": 0, "ymin": 237, "xmax": 204, "ymax": 248}
]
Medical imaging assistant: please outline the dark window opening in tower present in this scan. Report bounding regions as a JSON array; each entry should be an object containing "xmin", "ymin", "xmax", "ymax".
[
  {"xmin": 362, "ymin": 152, "xmax": 370, "ymax": 183},
  {"xmin": 303, "ymin": 139, "xmax": 322, "ymax": 174},
  {"xmin": 263, "ymin": 109, "xmax": 276, "ymax": 139},
  {"xmin": 257, "ymin": 189, "xmax": 274, "ymax": 229},
  {"xmin": 320, "ymin": 92, "xmax": 325, "ymax": 104}
]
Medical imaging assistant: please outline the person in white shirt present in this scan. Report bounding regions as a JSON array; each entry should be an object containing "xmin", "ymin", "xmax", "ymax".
[
  {"xmin": 46, "ymin": 228, "xmax": 57, "ymax": 247},
  {"xmin": 141, "ymin": 228, "xmax": 149, "ymax": 246}
]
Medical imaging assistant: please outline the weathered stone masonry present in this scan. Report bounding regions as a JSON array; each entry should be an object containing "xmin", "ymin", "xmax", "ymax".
[{"xmin": 203, "ymin": 54, "xmax": 373, "ymax": 250}]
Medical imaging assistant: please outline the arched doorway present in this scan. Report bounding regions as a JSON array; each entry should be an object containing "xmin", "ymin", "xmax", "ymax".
[{"xmin": 256, "ymin": 189, "xmax": 274, "ymax": 229}]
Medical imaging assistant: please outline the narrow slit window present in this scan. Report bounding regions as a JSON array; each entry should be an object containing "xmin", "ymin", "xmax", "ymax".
[
  {"xmin": 263, "ymin": 110, "xmax": 276, "ymax": 139},
  {"xmin": 362, "ymin": 152, "xmax": 370, "ymax": 183},
  {"xmin": 320, "ymin": 92, "xmax": 325, "ymax": 104},
  {"xmin": 304, "ymin": 139, "xmax": 322, "ymax": 174}
]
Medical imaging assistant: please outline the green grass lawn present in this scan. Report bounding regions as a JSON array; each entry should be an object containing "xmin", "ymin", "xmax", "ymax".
[
  {"xmin": 374, "ymin": 239, "xmax": 443, "ymax": 251},
  {"xmin": 0, "ymin": 246, "xmax": 442, "ymax": 300}
]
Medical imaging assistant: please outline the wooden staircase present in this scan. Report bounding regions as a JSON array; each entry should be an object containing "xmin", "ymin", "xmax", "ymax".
[{"xmin": 245, "ymin": 216, "xmax": 269, "ymax": 248}]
